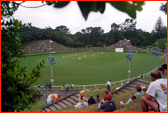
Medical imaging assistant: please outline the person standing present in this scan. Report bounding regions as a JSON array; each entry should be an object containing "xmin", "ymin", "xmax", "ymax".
[
  {"xmin": 62, "ymin": 83, "xmax": 65, "ymax": 91},
  {"xmin": 65, "ymin": 83, "xmax": 69, "ymax": 93},
  {"xmin": 49, "ymin": 83, "xmax": 51, "ymax": 91},
  {"xmin": 106, "ymin": 80, "xmax": 111, "ymax": 92},
  {"xmin": 37, "ymin": 83, "xmax": 40, "ymax": 90},
  {"xmin": 43, "ymin": 83, "xmax": 46, "ymax": 91},
  {"xmin": 46, "ymin": 83, "xmax": 49, "ymax": 91},
  {"xmin": 71, "ymin": 83, "xmax": 74, "ymax": 91},
  {"xmin": 140, "ymin": 71, "xmax": 167, "ymax": 112},
  {"xmin": 158, "ymin": 64, "xmax": 167, "ymax": 79}
]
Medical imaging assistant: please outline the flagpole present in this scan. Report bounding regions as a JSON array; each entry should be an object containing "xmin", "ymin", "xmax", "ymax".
[
  {"xmin": 155, "ymin": 42, "xmax": 158, "ymax": 68},
  {"xmin": 128, "ymin": 40, "xmax": 131, "ymax": 82},
  {"xmin": 165, "ymin": 43, "xmax": 167, "ymax": 63},
  {"xmin": 50, "ymin": 40, "xmax": 54, "ymax": 88}
]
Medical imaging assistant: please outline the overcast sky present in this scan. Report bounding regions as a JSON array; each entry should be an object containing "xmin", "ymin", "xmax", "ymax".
[{"xmin": 13, "ymin": 1, "xmax": 167, "ymax": 34}]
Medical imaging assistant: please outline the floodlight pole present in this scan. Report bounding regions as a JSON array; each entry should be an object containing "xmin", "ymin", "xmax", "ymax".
[
  {"xmin": 50, "ymin": 40, "xmax": 54, "ymax": 88},
  {"xmin": 128, "ymin": 40, "xmax": 131, "ymax": 82},
  {"xmin": 165, "ymin": 43, "xmax": 167, "ymax": 63},
  {"xmin": 155, "ymin": 42, "xmax": 158, "ymax": 68}
]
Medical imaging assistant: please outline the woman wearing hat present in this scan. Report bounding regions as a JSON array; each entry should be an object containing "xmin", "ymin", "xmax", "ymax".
[{"xmin": 74, "ymin": 94, "xmax": 88, "ymax": 108}]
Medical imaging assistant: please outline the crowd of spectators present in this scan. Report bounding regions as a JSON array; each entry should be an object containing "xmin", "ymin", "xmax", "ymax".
[
  {"xmin": 107, "ymin": 39, "xmax": 137, "ymax": 50},
  {"xmin": 22, "ymin": 40, "xmax": 70, "ymax": 53}
]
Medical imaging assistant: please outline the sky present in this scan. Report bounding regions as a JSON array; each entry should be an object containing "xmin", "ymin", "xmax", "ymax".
[{"xmin": 13, "ymin": 1, "xmax": 167, "ymax": 34}]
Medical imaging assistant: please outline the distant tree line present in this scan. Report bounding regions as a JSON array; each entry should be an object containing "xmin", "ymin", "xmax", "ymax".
[{"xmin": 20, "ymin": 17, "xmax": 167, "ymax": 49}]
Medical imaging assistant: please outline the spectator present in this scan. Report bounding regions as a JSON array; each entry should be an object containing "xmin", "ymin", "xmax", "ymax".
[
  {"xmin": 88, "ymin": 94, "xmax": 96, "ymax": 105},
  {"xmin": 119, "ymin": 95, "xmax": 136, "ymax": 108},
  {"xmin": 46, "ymin": 83, "xmax": 49, "ymax": 91},
  {"xmin": 65, "ymin": 83, "xmax": 69, "ymax": 93},
  {"xmin": 56, "ymin": 95, "xmax": 61, "ymax": 101},
  {"xmin": 74, "ymin": 94, "xmax": 88, "ymax": 108},
  {"xmin": 46, "ymin": 96, "xmax": 53, "ymax": 105},
  {"xmin": 158, "ymin": 64, "xmax": 167, "ymax": 79},
  {"xmin": 111, "ymin": 91, "xmax": 116, "ymax": 98},
  {"xmin": 71, "ymin": 83, "xmax": 74, "ymax": 91},
  {"xmin": 37, "ymin": 83, "xmax": 40, "ymax": 90},
  {"xmin": 43, "ymin": 83, "xmax": 46, "ymax": 91},
  {"xmin": 106, "ymin": 80, "xmax": 111, "ymax": 92},
  {"xmin": 104, "ymin": 91, "xmax": 111, "ymax": 101},
  {"xmin": 98, "ymin": 96, "xmax": 116, "ymax": 112},
  {"xmin": 140, "ymin": 71, "xmax": 167, "ymax": 112},
  {"xmin": 140, "ymin": 74, "xmax": 144, "ymax": 78},
  {"xmin": 134, "ymin": 86, "xmax": 145, "ymax": 98},
  {"xmin": 95, "ymin": 94, "xmax": 101, "ymax": 103},
  {"xmin": 62, "ymin": 83, "xmax": 65, "ymax": 91},
  {"xmin": 49, "ymin": 83, "xmax": 51, "ymax": 91}
]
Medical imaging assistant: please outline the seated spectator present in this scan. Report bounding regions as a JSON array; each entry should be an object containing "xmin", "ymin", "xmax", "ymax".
[
  {"xmin": 56, "ymin": 95, "xmax": 61, "ymax": 101},
  {"xmin": 119, "ymin": 95, "xmax": 136, "ymax": 108},
  {"xmin": 88, "ymin": 94, "xmax": 96, "ymax": 105},
  {"xmin": 98, "ymin": 96, "xmax": 116, "ymax": 112},
  {"xmin": 104, "ymin": 91, "xmax": 111, "ymax": 101},
  {"xmin": 111, "ymin": 91, "xmax": 116, "ymax": 98},
  {"xmin": 95, "ymin": 94, "xmax": 101, "ymax": 103},
  {"xmin": 74, "ymin": 94, "xmax": 88, "ymax": 108},
  {"xmin": 134, "ymin": 86, "xmax": 145, "ymax": 98},
  {"xmin": 141, "ymin": 71, "xmax": 167, "ymax": 112},
  {"xmin": 46, "ymin": 96, "xmax": 53, "ymax": 105}
]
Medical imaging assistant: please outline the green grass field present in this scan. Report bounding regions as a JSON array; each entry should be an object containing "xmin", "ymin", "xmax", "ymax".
[{"xmin": 18, "ymin": 51, "xmax": 164, "ymax": 86}]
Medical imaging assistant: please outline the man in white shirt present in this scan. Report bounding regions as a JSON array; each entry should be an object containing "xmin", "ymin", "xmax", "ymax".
[
  {"xmin": 106, "ymin": 80, "xmax": 111, "ymax": 92},
  {"xmin": 140, "ymin": 71, "xmax": 167, "ymax": 112}
]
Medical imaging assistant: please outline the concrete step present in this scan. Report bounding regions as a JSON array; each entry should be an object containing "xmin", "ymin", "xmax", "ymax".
[
  {"xmin": 116, "ymin": 91, "xmax": 122, "ymax": 95},
  {"xmin": 66, "ymin": 98, "xmax": 78, "ymax": 104},
  {"xmin": 49, "ymin": 105, "xmax": 57, "ymax": 111},
  {"xmin": 70, "ymin": 96, "xmax": 79, "ymax": 101},
  {"xmin": 58, "ymin": 101, "xmax": 68, "ymax": 108},
  {"xmin": 62, "ymin": 100, "xmax": 73, "ymax": 106},
  {"xmin": 125, "ymin": 86, "xmax": 135, "ymax": 90},
  {"xmin": 75, "ymin": 94, "xmax": 80, "ymax": 98},
  {"xmin": 133, "ymin": 81, "xmax": 144, "ymax": 86},
  {"xmin": 128, "ymin": 84, "xmax": 137, "ymax": 88},
  {"xmin": 84, "ymin": 97, "xmax": 88, "ymax": 102},
  {"xmin": 45, "ymin": 108, "xmax": 52, "ymax": 112},
  {"xmin": 53, "ymin": 104, "xmax": 62, "ymax": 109},
  {"xmin": 121, "ymin": 89, "xmax": 129, "ymax": 92},
  {"xmin": 136, "ymin": 79, "xmax": 150, "ymax": 85}
]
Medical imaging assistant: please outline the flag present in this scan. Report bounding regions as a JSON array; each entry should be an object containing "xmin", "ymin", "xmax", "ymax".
[
  {"xmin": 126, "ymin": 53, "xmax": 133, "ymax": 61},
  {"xmin": 48, "ymin": 56, "xmax": 55, "ymax": 65}
]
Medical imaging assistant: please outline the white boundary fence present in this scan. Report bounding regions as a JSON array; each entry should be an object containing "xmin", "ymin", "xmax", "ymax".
[{"xmin": 33, "ymin": 64, "xmax": 162, "ymax": 90}]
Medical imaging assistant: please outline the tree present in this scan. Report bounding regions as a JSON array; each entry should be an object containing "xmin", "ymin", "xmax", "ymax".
[
  {"xmin": 154, "ymin": 16, "xmax": 164, "ymax": 34},
  {"xmin": 15, "ymin": 1, "xmax": 145, "ymax": 20},
  {"xmin": 160, "ymin": 2, "xmax": 167, "ymax": 15},
  {"xmin": 97, "ymin": 41, "xmax": 102, "ymax": 47},
  {"xmin": 1, "ymin": 1, "xmax": 46, "ymax": 111},
  {"xmin": 55, "ymin": 25, "xmax": 70, "ymax": 34}
]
